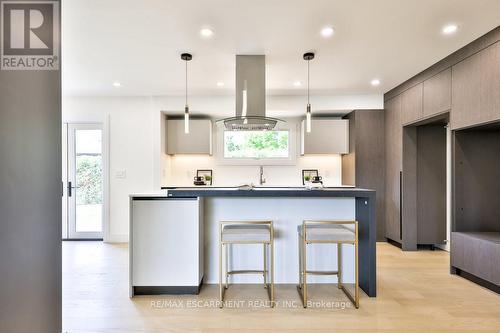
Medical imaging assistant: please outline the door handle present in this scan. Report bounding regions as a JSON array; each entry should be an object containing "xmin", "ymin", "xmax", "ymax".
[{"xmin": 67, "ymin": 181, "xmax": 80, "ymax": 197}]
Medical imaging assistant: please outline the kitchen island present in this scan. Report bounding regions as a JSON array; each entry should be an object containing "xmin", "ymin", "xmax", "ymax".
[{"xmin": 130, "ymin": 187, "xmax": 376, "ymax": 297}]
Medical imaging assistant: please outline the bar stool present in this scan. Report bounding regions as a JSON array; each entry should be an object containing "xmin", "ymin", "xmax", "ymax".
[
  {"xmin": 219, "ymin": 221, "xmax": 274, "ymax": 308},
  {"xmin": 297, "ymin": 220, "xmax": 359, "ymax": 308}
]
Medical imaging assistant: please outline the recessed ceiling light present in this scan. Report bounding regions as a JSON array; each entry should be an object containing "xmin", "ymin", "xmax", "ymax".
[
  {"xmin": 200, "ymin": 27, "xmax": 214, "ymax": 38},
  {"xmin": 321, "ymin": 26, "xmax": 335, "ymax": 38},
  {"xmin": 216, "ymin": 81, "xmax": 224, "ymax": 87},
  {"xmin": 371, "ymin": 79, "xmax": 380, "ymax": 86},
  {"xmin": 442, "ymin": 24, "xmax": 458, "ymax": 35},
  {"xmin": 112, "ymin": 81, "xmax": 121, "ymax": 87},
  {"xmin": 293, "ymin": 81, "xmax": 302, "ymax": 87}
]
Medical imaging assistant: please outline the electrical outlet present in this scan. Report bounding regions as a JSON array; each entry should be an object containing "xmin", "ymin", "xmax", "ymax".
[{"xmin": 115, "ymin": 170, "xmax": 127, "ymax": 179}]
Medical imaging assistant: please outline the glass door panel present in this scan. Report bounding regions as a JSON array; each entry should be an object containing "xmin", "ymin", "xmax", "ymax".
[{"xmin": 68, "ymin": 124, "xmax": 103, "ymax": 239}]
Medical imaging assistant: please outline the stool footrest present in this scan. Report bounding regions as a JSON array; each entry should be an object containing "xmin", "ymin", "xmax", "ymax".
[
  {"xmin": 306, "ymin": 270, "xmax": 338, "ymax": 276},
  {"xmin": 227, "ymin": 270, "xmax": 265, "ymax": 275},
  {"xmin": 340, "ymin": 285, "xmax": 358, "ymax": 308}
]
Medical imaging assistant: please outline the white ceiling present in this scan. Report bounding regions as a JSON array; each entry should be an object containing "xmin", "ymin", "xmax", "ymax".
[{"xmin": 62, "ymin": 0, "xmax": 500, "ymax": 97}]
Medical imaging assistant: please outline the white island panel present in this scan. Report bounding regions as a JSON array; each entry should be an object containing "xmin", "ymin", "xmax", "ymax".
[
  {"xmin": 204, "ymin": 197, "xmax": 356, "ymax": 284},
  {"xmin": 131, "ymin": 198, "xmax": 203, "ymax": 294}
]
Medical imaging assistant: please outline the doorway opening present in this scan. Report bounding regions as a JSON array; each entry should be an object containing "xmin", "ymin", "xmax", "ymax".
[
  {"xmin": 62, "ymin": 123, "xmax": 106, "ymax": 240},
  {"xmin": 402, "ymin": 114, "xmax": 450, "ymax": 251}
]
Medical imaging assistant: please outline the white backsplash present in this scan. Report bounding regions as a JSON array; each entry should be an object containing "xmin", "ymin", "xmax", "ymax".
[{"xmin": 163, "ymin": 154, "xmax": 342, "ymax": 187}]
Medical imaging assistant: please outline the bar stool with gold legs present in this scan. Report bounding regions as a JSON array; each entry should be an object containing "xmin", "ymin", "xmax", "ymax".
[
  {"xmin": 297, "ymin": 220, "xmax": 359, "ymax": 308},
  {"xmin": 219, "ymin": 220, "xmax": 275, "ymax": 308}
]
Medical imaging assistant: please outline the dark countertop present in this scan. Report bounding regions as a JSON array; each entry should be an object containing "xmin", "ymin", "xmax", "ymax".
[
  {"xmin": 143, "ymin": 186, "xmax": 377, "ymax": 297},
  {"xmin": 164, "ymin": 186, "xmax": 375, "ymax": 198}
]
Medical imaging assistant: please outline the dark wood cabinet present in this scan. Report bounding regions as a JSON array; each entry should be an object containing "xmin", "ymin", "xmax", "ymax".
[
  {"xmin": 397, "ymin": 69, "xmax": 451, "ymax": 126},
  {"xmin": 384, "ymin": 96, "xmax": 402, "ymax": 242},
  {"xmin": 481, "ymin": 41, "xmax": 500, "ymax": 123},
  {"xmin": 383, "ymin": 29, "xmax": 500, "ymax": 263},
  {"xmin": 452, "ymin": 41, "xmax": 500, "ymax": 129},
  {"xmin": 451, "ymin": 50, "xmax": 482, "ymax": 129},
  {"xmin": 342, "ymin": 110, "xmax": 386, "ymax": 241},
  {"xmin": 398, "ymin": 70, "xmax": 450, "ymax": 126},
  {"xmin": 401, "ymin": 83, "xmax": 423, "ymax": 125},
  {"xmin": 423, "ymin": 68, "xmax": 451, "ymax": 117}
]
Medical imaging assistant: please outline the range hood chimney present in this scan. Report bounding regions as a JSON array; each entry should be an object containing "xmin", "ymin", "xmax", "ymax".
[{"xmin": 218, "ymin": 55, "xmax": 284, "ymax": 131}]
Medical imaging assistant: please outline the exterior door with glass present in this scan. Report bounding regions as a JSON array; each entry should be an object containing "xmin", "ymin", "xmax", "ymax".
[{"xmin": 67, "ymin": 123, "xmax": 104, "ymax": 239}]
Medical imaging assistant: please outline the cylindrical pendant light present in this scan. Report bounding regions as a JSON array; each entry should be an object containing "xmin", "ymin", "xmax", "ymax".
[
  {"xmin": 303, "ymin": 52, "xmax": 315, "ymax": 133},
  {"xmin": 181, "ymin": 53, "xmax": 193, "ymax": 134}
]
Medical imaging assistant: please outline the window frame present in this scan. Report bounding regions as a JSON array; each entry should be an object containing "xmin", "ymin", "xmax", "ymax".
[{"xmin": 215, "ymin": 121, "xmax": 297, "ymax": 166}]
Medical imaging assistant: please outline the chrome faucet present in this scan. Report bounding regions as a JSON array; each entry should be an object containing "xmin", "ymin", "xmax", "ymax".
[{"xmin": 259, "ymin": 166, "xmax": 266, "ymax": 186}]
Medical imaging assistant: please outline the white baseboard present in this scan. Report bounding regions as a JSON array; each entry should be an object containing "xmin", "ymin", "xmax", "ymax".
[{"xmin": 105, "ymin": 234, "xmax": 129, "ymax": 243}]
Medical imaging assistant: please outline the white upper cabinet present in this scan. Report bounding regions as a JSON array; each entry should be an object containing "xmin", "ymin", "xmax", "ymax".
[
  {"xmin": 300, "ymin": 119, "xmax": 349, "ymax": 155},
  {"xmin": 166, "ymin": 119, "xmax": 213, "ymax": 155}
]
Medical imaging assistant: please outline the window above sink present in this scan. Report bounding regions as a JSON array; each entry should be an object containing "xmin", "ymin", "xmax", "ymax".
[
  {"xmin": 216, "ymin": 122, "xmax": 297, "ymax": 166},
  {"xmin": 223, "ymin": 130, "xmax": 290, "ymax": 159}
]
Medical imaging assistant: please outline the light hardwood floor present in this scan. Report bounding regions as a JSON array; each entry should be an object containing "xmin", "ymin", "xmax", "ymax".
[{"xmin": 63, "ymin": 242, "xmax": 500, "ymax": 333}]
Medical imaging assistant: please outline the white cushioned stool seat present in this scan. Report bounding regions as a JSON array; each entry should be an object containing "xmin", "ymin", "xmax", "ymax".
[
  {"xmin": 297, "ymin": 224, "xmax": 355, "ymax": 242},
  {"xmin": 222, "ymin": 224, "xmax": 271, "ymax": 242}
]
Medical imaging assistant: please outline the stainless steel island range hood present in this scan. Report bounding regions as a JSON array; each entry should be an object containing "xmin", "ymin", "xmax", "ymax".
[{"xmin": 218, "ymin": 55, "xmax": 284, "ymax": 131}]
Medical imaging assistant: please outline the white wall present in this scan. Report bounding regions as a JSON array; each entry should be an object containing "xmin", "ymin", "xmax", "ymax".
[
  {"xmin": 166, "ymin": 154, "xmax": 343, "ymax": 187},
  {"xmin": 63, "ymin": 96, "xmax": 160, "ymax": 242},
  {"xmin": 63, "ymin": 94, "xmax": 382, "ymax": 242}
]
